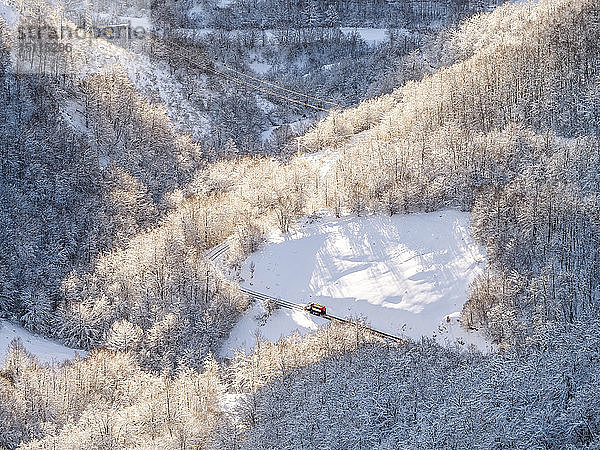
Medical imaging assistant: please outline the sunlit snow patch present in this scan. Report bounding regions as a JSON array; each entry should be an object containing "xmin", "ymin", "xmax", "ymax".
[
  {"xmin": 221, "ymin": 210, "xmax": 493, "ymax": 357},
  {"xmin": 221, "ymin": 302, "xmax": 328, "ymax": 356},
  {"xmin": 0, "ymin": 320, "xmax": 85, "ymax": 365}
]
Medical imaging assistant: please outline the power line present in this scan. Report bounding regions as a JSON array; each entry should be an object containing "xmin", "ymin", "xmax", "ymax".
[
  {"xmin": 217, "ymin": 62, "xmax": 340, "ymax": 107},
  {"xmin": 162, "ymin": 43, "xmax": 334, "ymax": 112},
  {"xmin": 208, "ymin": 65, "xmax": 331, "ymax": 112}
]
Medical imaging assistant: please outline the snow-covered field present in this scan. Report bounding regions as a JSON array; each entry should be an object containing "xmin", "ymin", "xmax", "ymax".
[
  {"xmin": 0, "ymin": 320, "xmax": 84, "ymax": 365},
  {"xmin": 221, "ymin": 210, "xmax": 492, "ymax": 356}
]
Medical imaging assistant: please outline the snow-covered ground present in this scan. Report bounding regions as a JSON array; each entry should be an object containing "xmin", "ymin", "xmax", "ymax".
[
  {"xmin": 221, "ymin": 210, "xmax": 492, "ymax": 357},
  {"xmin": 260, "ymin": 117, "xmax": 314, "ymax": 143},
  {"xmin": 0, "ymin": 320, "xmax": 85, "ymax": 365},
  {"xmin": 340, "ymin": 27, "xmax": 389, "ymax": 45},
  {"xmin": 0, "ymin": 1, "xmax": 18, "ymax": 26},
  {"xmin": 249, "ymin": 60, "xmax": 271, "ymax": 75}
]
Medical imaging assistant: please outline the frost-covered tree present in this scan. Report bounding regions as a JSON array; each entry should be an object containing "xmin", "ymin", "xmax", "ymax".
[{"xmin": 106, "ymin": 319, "xmax": 143, "ymax": 353}]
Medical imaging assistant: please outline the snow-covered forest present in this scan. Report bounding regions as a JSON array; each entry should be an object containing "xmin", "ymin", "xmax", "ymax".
[{"xmin": 1, "ymin": 0, "xmax": 599, "ymax": 448}]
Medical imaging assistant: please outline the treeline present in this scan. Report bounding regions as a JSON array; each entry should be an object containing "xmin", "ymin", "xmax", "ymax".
[
  {"xmin": 466, "ymin": 132, "xmax": 599, "ymax": 345},
  {"xmin": 190, "ymin": 0, "xmax": 505, "ymax": 30},
  {"xmin": 3, "ymin": 313, "xmax": 600, "ymax": 449},
  {"xmin": 0, "ymin": 343, "xmax": 229, "ymax": 449},
  {"xmin": 243, "ymin": 318, "xmax": 600, "ymax": 449},
  {"xmin": 0, "ymin": 321, "xmax": 383, "ymax": 449}
]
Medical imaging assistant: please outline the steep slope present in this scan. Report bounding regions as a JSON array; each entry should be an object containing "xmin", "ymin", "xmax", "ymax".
[
  {"xmin": 243, "ymin": 319, "xmax": 600, "ymax": 449},
  {"xmin": 297, "ymin": 0, "xmax": 600, "ymax": 344},
  {"xmin": 0, "ymin": 1, "xmax": 598, "ymax": 449},
  {"xmin": 0, "ymin": 3, "xmax": 223, "ymax": 360}
]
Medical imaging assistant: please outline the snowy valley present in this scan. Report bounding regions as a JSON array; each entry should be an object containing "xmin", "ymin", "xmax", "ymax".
[{"xmin": 0, "ymin": 0, "xmax": 599, "ymax": 448}]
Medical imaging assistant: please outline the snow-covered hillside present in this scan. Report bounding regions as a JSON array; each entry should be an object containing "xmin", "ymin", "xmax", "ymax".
[
  {"xmin": 0, "ymin": 1, "xmax": 17, "ymax": 25},
  {"xmin": 0, "ymin": 320, "xmax": 84, "ymax": 365},
  {"xmin": 221, "ymin": 210, "xmax": 491, "ymax": 356}
]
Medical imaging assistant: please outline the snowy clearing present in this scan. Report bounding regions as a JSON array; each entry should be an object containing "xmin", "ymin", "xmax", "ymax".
[
  {"xmin": 249, "ymin": 60, "xmax": 272, "ymax": 75},
  {"xmin": 0, "ymin": 320, "xmax": 85, "ymax": 365},
  {"xmin": 340, "ymin": 27, "xmax": 389, "ymax": 45},
  {"xmin": 221, "ymin": 210, "xmax": 492, "ymax": 356}
]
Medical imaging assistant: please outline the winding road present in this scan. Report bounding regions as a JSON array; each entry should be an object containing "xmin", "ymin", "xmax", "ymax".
[{"xmin": 206, "ymin": 240, "xmax": 405, "ymax": 344}]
